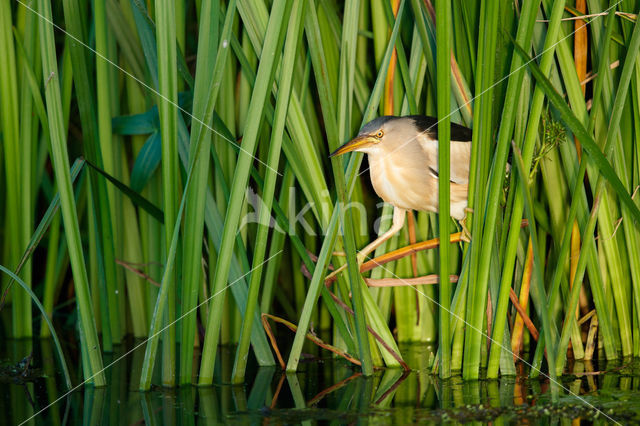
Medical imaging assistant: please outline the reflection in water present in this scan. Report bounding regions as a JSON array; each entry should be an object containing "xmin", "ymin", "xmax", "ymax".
[{"xmin": 2, "ymin": 340, "xmax": 640, "ymax": 424}]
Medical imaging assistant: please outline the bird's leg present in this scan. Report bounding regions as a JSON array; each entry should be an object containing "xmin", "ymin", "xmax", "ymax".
[
  {"xmin": 355, "ymin": 207, "xmax": 406, "ymax": 265},
  {"xmin": 325, "ymin": 208, "xmax": 406, "ymax": 282}
]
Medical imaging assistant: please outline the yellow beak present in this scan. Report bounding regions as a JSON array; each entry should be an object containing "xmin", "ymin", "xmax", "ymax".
[{"xmin": 329, "ymin": 135, "xmax": 376, "ymax": 157}]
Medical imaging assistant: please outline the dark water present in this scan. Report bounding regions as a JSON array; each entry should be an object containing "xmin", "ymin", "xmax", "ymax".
[{"xmin": 3, "ymin": 339, "xmax": 640, "ymax": 425}]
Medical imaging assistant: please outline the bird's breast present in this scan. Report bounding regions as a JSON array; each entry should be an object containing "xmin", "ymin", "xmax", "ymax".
[
  {"xmin": 367, "ymin": 154, "xmax": 468, "ymax": 219},
  {"xmin": 368, "ymin": 155, "xmax": 437, "ymax": 212}
]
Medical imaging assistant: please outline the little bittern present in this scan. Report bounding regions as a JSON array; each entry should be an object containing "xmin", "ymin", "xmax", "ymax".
[{"xmin": 330, "ymin": 115, "xmax": 472, "ymax": 265}]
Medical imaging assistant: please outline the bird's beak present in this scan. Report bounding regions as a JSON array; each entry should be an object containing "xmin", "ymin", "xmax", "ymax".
[{"xmin": 329, "ymin": 135, "xmax": 375, "ymax": 157}]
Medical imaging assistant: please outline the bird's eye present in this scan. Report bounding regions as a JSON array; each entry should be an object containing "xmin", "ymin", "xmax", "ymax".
[{"xmin": 376, "ymin": 130, "xmax": 384, "ymax": 138}]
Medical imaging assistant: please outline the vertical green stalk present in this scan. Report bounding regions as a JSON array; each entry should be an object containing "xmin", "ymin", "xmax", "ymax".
[
  {"xmin": 286, "ymin": 0, "xmax": 404, "ymax": 372},
  {"xmin": 308, "ymin": 0, "xmax": 374, "ymax": 375},
  {"xmin": 625, "ymin": 44, "xmax": 640, "ymax": 354},
  {"xmin": 554, "ymin": 10, "xmax": 640, "ymax": 366},
  {"xmin": 175, "ymin": 0, "xmax": 186, "ymax": 71},
  {"xmin": 530, "ymin": 2, "xmax": 620, "ymax": 373},
  {"xmin": 139, "ymin": 189, "xmax": 186, "ymax": 390},
  {"xmin": 121, "ymin": 0, "xmax": 160, "ymax": 332},
  {"xmin": 41, "ymin": 212, "xmax": 61, "ymax": 338},
  {"xmin": 59, "ymin": 0, "xmax": 122, "ymax": 346},
  {"xmin": 156, "ymin": 0, "xmax": 179, "ymax": 386},
  {"xmin": 17, "ymin": 18, "xmax": 55, "ymax": 334},
  {"xmin": 231, "ymin": 0, "xmax": 304, "ymax": 384},
  {"xmin": 555, "ymin": 191, "xmax": 601, "ymax": 373},
  {"xmin": 336, "ymin": 0, "xmax": 375, "ymax": 367},
  {"xmin": 0, "ymin": 0, "xmax": 28, "ymax": 337},
  {"xmin": 458, "ymin": 0, "xmax": 498, "ymax": 376},
  {"xmin": 463, "ymin": 0, "xmax": 540, "ymax": 380},
  {"xmin": 179, "ymin": 0, "xmax": 237, "ymax": 385},
  {"xmin": 118, "ymin": 151, "xmax": 148, "ymax": 338},
  {"xmin": 511, "ymin": 146, "xmax": 557, "ymax": 393},
  {"xmin": 103, "ymin": 0, "xmax": 146, "ymax": 338},
  {"xmin": 513, "ymin": 14, "xmax": 640, "ymax": 370},
  {"xmin": 486, "ymin": 0, "xmax": 566, "ymax": 378},
  {"xmin": 95, "ymin": 0, "xmax": 124, "ymax": 339},
  {"xmin": 334, "ymin": 0, "xmax": 363, "ymax": 336},
  {"xmin": 436, "ymin": 0, "xmax": 452, "ymax": 379},
  {"xmin": 37, "ymin": 0, "xmax": 105, "ymax": 386},
  {"xmin": 17, "ymin": 2, "xmax": 40, "ymax": 338},
  {"xmin": 198, "ymin": 0, "xmax": 291, "ymax": 385},
  {"xmin": 260, "ymin": 170, "xmax": 294, "ymax": 314},
  {"xmin": 589, "ymin": 1, "xmax": 639, "ymax": 358}
]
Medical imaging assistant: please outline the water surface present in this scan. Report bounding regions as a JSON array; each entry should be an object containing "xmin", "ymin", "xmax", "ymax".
[{"xmin": 3, "ymin": 339, "xmax": 640, "ymax": 424}]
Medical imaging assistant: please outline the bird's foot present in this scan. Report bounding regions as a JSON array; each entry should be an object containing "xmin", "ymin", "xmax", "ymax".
[
  {"xmin": 356, "ymin": 251, "xmax": 369, "ymax": 266},
  {"xmin": 325, "ymin": 263, "xmax": 347, "ymax": 283},
  {"xmin": 325, "ymin": 251, "xmax": 368, "ymax": 283},
  {"xmin": 460, "ymin": 225, "xmax": 472, "ymax": 243},
  {"xmin": 459, "ymin": 208, "xmax": 473, "ymax": 242},
  {"xmin": 459, "ymin": 218, "xmax": 472, "ymax": 242}
]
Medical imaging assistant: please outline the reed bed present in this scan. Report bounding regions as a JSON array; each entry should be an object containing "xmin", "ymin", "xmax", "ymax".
[{"xmin": 1, "ymin": 0, "xmax": 640, "ymax": 390}]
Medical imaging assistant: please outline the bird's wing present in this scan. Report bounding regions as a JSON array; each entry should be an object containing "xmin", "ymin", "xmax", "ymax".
[
  {"xmin": 418, "ymin": 135, "xmax": 471, "ymax": 184},
  {"xmin": 410, "ymin": 117, "xmax": 472, "ymax": 184}
]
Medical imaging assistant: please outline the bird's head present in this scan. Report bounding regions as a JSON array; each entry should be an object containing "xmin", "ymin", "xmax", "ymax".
[{"xmin": 330, "ymin": 116, "xmax": 419, "ymax": 157}]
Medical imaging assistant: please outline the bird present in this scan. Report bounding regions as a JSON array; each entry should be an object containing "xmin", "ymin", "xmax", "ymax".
[{"xmin": 329, "ymin": 115, "xmax": 473, "ymax": 268}]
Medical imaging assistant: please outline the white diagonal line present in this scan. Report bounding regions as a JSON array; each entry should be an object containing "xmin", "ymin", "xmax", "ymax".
[
  {"xmin": 364, "ymin": 257, "xmax": 620, "ymax": 425},
  {"xmin": 356, "ymin": 0, "xmax": 623, "ymax": 178},
  {"xmin": 18, "ymin": 250, "xmax": 283, "ymax": 425},
  {"xmin": 17, "ymin": 0, "xmax": 281, "ymax": 176}
]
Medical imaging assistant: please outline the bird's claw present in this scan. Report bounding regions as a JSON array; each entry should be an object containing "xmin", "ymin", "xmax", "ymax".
[
  {"xmin": 460, "ymin": 226, "xmax": 472, "ymax": 243},
  {"xmin": 458, "ymin": 219, "xmax": 472, "ymax": 243},
  {"xmin": 325, "ymin": 252, "xmax": 368, "ymax": 283},
  {"xmin": 459, "ymin": 208, "xmax": 473, "ymax": 242}
]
